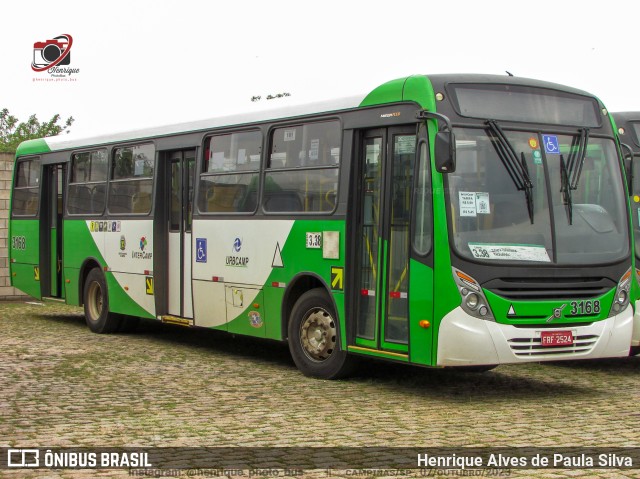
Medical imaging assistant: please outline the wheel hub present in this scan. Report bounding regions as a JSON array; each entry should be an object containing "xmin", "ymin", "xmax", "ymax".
[{"xmin": 300, "ymin": 308, "xmax": 337, "ymax": 362}]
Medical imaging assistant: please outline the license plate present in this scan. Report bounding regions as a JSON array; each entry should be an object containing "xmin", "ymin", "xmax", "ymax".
[{"xmin": 540, "ymin": 330, "xmax": 574, "ymax": 347}]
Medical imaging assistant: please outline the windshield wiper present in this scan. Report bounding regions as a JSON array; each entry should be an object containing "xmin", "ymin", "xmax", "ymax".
[
  {"xmin": 486, "ymin": 120, "xmax": 534, "ymax": 224},
  {"xmin": 560, "ymin": 128, "xmax": 589, "ymax": 225}
]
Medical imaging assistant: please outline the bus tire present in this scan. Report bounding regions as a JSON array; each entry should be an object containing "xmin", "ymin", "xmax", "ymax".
[
  {"xmin": 83, "ymin": 268, "xmax": 121, "ymax": 334},
  {"xmin": 288, "ymin": 288, "xmax": 354, "ymax": 379}
]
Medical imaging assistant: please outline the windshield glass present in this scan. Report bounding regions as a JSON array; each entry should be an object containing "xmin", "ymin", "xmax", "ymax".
[{"xmin": 449, "ymin": 127, "xmax": 629, "ymax": 265}]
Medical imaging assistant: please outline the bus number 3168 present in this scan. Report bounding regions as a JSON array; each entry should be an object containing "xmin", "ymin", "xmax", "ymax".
[
  {"xmin": 11, "ymin": 236, "xmax": 26, "ymax": 250},
  {"xmin": 569, "ymin": 300, "xmax": 600, "ymax": 316}
]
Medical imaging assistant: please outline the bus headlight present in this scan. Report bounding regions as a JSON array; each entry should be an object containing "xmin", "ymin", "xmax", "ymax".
[
  {"xmin": 465, "ymin": 293, "xmax": 479, "ymax": 310},
  {"xmin": 609, "ymin": 268, "xmax": 631, "ymax": 316},
  {"xmin": 452, "ymin": 268, "xmax": 495, "ymax": 321}
]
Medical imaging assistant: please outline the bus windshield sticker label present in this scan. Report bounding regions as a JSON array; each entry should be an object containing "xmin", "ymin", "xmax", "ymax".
[
  {"xmin": 459, "ymin": 192, "xmax": 477, "ymax": 216},
  {"xmin": 475, "ymin": 192, "xmax": 490, "ymax": 214},
  {"xmin": 306, "ymin": 232, "xmax": 322, "ymax": 249},
  {"xmin": 468, "ymin": 243, "xmax": 551, "ymax": 262},
  {"xmin": 542, "ymin": 135, "xmax": 560, "ymax": 154},
  {"xmin": 196, "ymin": 238, "xmax": 207, "ymax": 263},
  {"xmin": 533, "ymin": 150, "xmax": 542, "ymax": 165},
  {"xmin": 284, "ymin": 129, "xmax": 296, "ymax": 142},
  {"xmin": 460, "ymin": 192, "xmax": 491, "ymax": 216}
]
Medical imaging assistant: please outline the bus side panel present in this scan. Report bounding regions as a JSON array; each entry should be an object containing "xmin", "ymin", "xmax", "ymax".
[
  {"xmin": 193, "ymin": 218, "xmax": 346, "ymax": 341},
  {"xmin": 263, "ymin": 219, "xmax": 347, "ymax": 343},
  {"xmin": 192, "ymin": 218, "xmax": 294, "ymax": 334},
  {"xmin": 63, "ymin": 267, "xmax": 80, "ymax": 305},
  {"xmin": 264, "ymin": 285, "xmax": 285, "ymax": 340},
  {"xmin": 102, "ymin": 219, "xmax": 155, "ymax": 319},
  {"xmin": 106, "ymin": 272, "xmax": 155, "ymax": 319},
  {"xmin": 408, "ymin": 259, "xmax": 434, "ymax": 366},
  {"xmin": 63, "ymin": 219, "xmax": 105, "ymax": 305},
  {"xmin": 63, "ymin": 219, "xmax": 155, "ymax": 318},
  {"xmin": 9, "ymin": 219, "xmax": 41, "ymax": 299}
]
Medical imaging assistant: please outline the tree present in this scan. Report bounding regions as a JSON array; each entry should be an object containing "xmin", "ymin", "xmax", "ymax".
[{"xmin": 0, "ymin": 108, "xmax": 74, "ymax": 153}]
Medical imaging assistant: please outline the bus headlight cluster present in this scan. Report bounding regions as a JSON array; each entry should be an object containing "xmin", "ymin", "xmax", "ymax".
[
  {"xmin": 609, "ymin": 268, "xmax": 632, "ymax": 316},
  {"xmin": 452, "ymin": 268, "xmax": 494, "ymax": 321}
]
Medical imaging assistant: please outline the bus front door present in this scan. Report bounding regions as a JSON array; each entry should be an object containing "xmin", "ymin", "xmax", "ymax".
[
  {"xmin": 40, "ymin": 163, "xmax": 65, "ymax": 299},
  {"xmin": 354, "ymin": 127, "xmax": 416, "ymax": 355},
  {"xmin": 167, "ymin": 150, "xmax": 196, "ymax": 318}
]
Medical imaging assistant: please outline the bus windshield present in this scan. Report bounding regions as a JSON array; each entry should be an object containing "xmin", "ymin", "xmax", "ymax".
[{"xmin": 448, "ymin": 127, "xmax": 629, "ymax": 265}]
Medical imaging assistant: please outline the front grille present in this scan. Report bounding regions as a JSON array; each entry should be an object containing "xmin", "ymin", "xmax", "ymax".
[
  {"xmin": 508, "ymin": 335, "xmax": 599, "ymax": 357},
  {"xmin": 484, "ymin": 276, "xmax": 614, "ymax": 300}
]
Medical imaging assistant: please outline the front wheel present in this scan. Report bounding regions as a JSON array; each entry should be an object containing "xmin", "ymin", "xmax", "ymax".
[
  {"xmin": 288, "ymin": 288, "xmax": 354, "ymax": 379},
  {"xmin": 83, "ymin": 268, "xmax": 121, "ymax": 334}
]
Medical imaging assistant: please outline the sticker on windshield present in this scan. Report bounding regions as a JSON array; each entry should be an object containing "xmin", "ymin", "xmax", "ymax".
[
  {"xmin": 459, "ymin": 192, "xmax": 477, "ymax": 217},
  {"xmin": 542, "ymin": 135, "xmax": 560, "ymax": 154},
  {"xmin": 533, "ymin": 150, "xmax": 542, "ymax": 165},
  {"xmin": 475, "ymin": 193, "xmax": 490, "ymax": 214},
  {"xmin": 460, "ymin": 192, "xmax": 490, "ymax": 216},
  {"xmin": 468, "ymin": 243, "xmax": 551, "ymax": 262}
]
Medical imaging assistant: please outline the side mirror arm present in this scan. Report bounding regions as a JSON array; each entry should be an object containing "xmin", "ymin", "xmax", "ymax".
[{"xmin": 416, "ymin": 110, "xmax": 456, "ymax": 173}]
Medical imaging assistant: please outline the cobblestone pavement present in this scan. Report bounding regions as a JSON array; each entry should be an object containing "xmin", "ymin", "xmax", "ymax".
[{"xmin": 0, "ymin": 302, "xmax": 639, "ymax": 479}]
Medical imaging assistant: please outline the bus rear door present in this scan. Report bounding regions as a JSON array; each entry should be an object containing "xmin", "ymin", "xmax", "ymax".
[
  {"xmin": 167, "ymin": 150, "xmax": 196, "ymax": 318},
  {"xmin": 40, "ymin": 163, "xmax": 65, "ymax": 300}
]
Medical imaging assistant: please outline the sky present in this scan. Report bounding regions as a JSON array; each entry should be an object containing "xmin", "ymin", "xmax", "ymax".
[{"xmin": 2, "ymin": 0, "xmax": 639, "ymax": 138}]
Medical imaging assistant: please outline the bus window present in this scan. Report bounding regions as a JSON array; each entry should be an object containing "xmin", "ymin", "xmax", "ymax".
[
  {"xmin": 265, "ymin": 120, "xmax": 340, "ymax": 213},
  {"xmin": 67, "ymin": 149, "xmax": 108, "ymax": 215},
  {"xmin": 108, "ymin": 144, "xmax": 155, "ymax": 215},
  {"xmin": 198, "ymin": 130, "xmax": 261, "ymax": 213},
  {"xmin": 12, "ymin": 157, "xmax": 41, "ymax": 216},
  {"xmin": 413, "ymin": 142, "xmax": 432, "ymax": 255}
]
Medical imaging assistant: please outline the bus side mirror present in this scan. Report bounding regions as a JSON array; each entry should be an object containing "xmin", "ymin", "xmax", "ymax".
[{"xmin": 435, "ymin": 131, "xmax": 456, "ymax": 173}]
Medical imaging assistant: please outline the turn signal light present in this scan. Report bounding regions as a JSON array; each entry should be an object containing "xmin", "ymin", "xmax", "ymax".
[{"xmin": 419, "ymin": 320, "xmax": 431, "ymax": 329}]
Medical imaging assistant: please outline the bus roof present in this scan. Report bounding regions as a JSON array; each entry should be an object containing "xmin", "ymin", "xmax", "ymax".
[
  {"xmin": 16, "ymin": 95, "xmax": 367, "ymax": 157},
  {"xmin": 15, "ymin": 73, "xmax": 605, "ymax": 157}
]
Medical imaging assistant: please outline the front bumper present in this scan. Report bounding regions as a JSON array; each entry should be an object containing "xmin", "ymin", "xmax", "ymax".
[{"xmin": 437, "ymin": 305, "xmax": 633, "ymax": 366}]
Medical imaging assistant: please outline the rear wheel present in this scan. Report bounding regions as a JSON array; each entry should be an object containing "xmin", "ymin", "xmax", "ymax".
[
  {"xmin": 83, "ymin": 268, "xmax": 121, "ymax": 334},
  {"xmin": 288, "ymin": 288, "xmax": 354, "ymax": 379}
]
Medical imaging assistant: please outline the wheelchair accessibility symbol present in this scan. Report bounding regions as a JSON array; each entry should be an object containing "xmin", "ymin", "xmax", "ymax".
[
  {"xmin": 196, "ymin": 238, "xmax": 207, "ymax": 263},
  {"xmin": 542, "ymin": 135, "xmax": 560, "ymax": 154}
]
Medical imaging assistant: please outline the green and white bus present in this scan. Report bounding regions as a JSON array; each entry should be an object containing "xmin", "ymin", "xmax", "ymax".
[
  {"xmin": 10, "ymin": 74, "xmax": 635, "ymax": 378},
  {"xmin": 611, "ymin": 111, "xmax": 640, "ymax": 355}
]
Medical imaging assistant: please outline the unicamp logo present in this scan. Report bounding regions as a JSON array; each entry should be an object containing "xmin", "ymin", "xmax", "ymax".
[{"xmin": 31, "ymin": 34, "xmax": 80, "ymax": 79}]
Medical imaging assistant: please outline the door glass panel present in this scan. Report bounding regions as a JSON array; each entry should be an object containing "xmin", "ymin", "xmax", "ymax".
[
  {"xmin": 385, "ymin": 134, "xmax": 415, "ymax": 343},
  {"xmin": 170, "ymin": 161, "xmax": 181, "ymax": 231},
  {"xmin": 186, "ymin": 153, "xmax": 195, "ymax": 233},
  {"xmin": 357, "ymin": 137, "xmax": 382, "ymax": 339}
]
